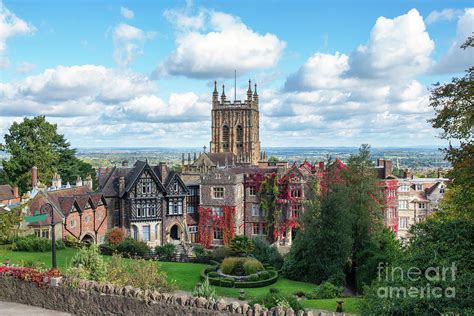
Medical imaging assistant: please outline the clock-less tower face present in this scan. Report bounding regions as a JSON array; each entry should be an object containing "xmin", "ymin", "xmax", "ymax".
[{"xmin": 210, "ymin": 80, "xmax": 261, "ymax": 165}]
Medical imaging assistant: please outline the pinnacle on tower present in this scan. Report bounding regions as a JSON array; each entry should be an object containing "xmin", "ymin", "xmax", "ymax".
[
  {"xmin": 213, "ymin": 80, "xmax": 218, "ymax": 94},
  {"xmin": 221, "ymin": 84, "xmax": 226, "ymax": 102},
  {"xmin": 247, "ymin": 79, "xmax": 253, "ymax": 100},
  {"xmin": 254, "ymin": 83, "xmax": 258, "ymax": 96}
]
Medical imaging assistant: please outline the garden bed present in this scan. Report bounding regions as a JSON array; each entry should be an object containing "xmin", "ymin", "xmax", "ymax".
[{"xmin": 201, "ymin": 264, "xmax": 279, "ymax": 288}]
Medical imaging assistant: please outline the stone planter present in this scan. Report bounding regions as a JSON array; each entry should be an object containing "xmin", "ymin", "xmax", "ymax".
[{"xmin": 50, "ymin": 276, "xmax": 62, "ymax": 287}]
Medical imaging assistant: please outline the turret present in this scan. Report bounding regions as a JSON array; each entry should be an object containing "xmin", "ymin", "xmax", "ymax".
[
  {"xmin": 253, "ymin": 83, "xmax": 258, "ymax": 104},
  {"xmin": 247, "ymin": 79, "xmax": 253, "ymax": 103},
  {"xmin": 221, "ymin": 84, "xmax": 226, "ymax": 103},
  {"xmin": 212, "ymin": 80, "xmax": 219, "ymax": 106}
]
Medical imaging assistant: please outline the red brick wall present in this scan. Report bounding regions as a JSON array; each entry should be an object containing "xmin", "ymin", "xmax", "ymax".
[{"xmin": 63, "ymin": 205, "xmax": 107, "ymax": 243}]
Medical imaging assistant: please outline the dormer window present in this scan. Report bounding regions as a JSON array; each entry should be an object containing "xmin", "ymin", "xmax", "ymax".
[
  {"xmin": 439, "ymin": 185, "xmax": 445, "ymax": 194},
  {"xmin": 415, "ymin": 184, "xmax": 423, "ymax": 191}
]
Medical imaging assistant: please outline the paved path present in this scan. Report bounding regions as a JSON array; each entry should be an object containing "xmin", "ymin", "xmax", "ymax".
[{"xmin": 0, "ymin": 301, "xmax": 70, "ymax": 316}]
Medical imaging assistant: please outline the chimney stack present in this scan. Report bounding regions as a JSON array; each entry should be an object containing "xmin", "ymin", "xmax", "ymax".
[
  {"xmin": 159, "ymin": 162, "xmax": 169, "ymax": 183},
  {"xmin": 122, "ymin": 160, "xmax": 129, "ymax": 167},
  {"xmin": 84, "ymin": 175, "xmax": 93, "ymax": 190},
  {"xmin": 31, "ymin": 166, "xmax": 38, "ymax": 188},
  {"xmin": 384, "ymin": 160, "xmax": 393, "ymax": 178},
  {"xmin": 318, "ymin": 161, "xmax": 325, "ymax": 170},
  {"xmin": 13, "ymin": 186, "xmax": 19, "ymax": 198},
  {"xmin": 76, "ymin": 176, "xmax": 83, "ymax": 187},
  {"xmin": 119, "ymin": 176, "xmax": 125, "ymax": 196}
]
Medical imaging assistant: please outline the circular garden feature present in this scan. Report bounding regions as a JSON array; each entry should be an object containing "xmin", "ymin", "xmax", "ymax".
[{"xmin": 201, "ymin": 257, "xmax": 278, "ymax": 288}]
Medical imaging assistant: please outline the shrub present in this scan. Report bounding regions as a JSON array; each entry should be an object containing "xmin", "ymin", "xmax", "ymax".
[
  {"xmin": 105, "ymin": 228, "xmax": 126, "ymax": 245},
  {"xmin": 68, "ymin": 245, "xmax": 107, "ymax": 282},
  {"xmin": 155, "ymin": 243, "xmax": 176, "ymax": 261},
  {"xmin": 269, "ymin": 287, "xmax": 280, "ymax": 294},
  {"xmin": 249, "ymin": 292, "xmax": 302, "ymax": 312},
  {"xmin": 12, "ymin": 235, "xmax": 64, "ymax": 252},
  {"xmin": 211, "ymin": 247, "xmax": 235, "ymax": 262},
  {"xmin": 115, "ymin": 238, "xmax": 150, "ymax": 257},
  {"xmin": 63, "ymin": 235, "xmax": 82, "ymax": 248},
  {"xmin": 99, "ymin": 243, "xmax": 117, "ymax": 255},
  {"xmin": 193, "ymin": 278, "xmax": 217, "ymax": 301},
  {"xmin": 249, "ymin": 274, "xmax": 259, "ymax": 281},
  {"xmin": 221, "ymin": 257, "xmax": 263, "ymax": 276},
  {"xmin": 107, "ymin": 254, "xmax": 175, "ymax": 291},
  {"xmin": 250, "ymin": 237, "xmax": 284, "ymax": 269},
  {"xmin": 259, "ymin": 271, "xmax": 270, "ymax": 280},
  {"xmin": 208, "ymin": 271, "xmax": 219, "ymax": 278},
  {"xmin": 19, "ymin": 260, "xmax": 47, "ymax": 271},
  {"xmin": 193, "ymin": 245, "xmax": 211, "ymax": 262},
  {"xmin": 314, "ymin": 282, "xmax": 344, "ymax": 299},
  {"xmin": 243, "ymin": 258, "xmax": 264, "ymax": 275},
  {"xmin": 229, "ymin": 235, "xmax": 254, "ymax": 256},
  {"xmin": 55, "ymin": 239, "xmax": 66, "ymax": 250}
]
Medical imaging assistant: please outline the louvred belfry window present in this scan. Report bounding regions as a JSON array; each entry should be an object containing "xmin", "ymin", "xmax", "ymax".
[{"xmin": 223, "ymin": 126, "xmax": 229, "ymax": 149}]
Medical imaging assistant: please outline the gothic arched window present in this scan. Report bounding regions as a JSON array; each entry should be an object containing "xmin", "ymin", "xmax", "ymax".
[{"xmin": 236, "ymin": 125, "xmax": 243, "ymax": 142}]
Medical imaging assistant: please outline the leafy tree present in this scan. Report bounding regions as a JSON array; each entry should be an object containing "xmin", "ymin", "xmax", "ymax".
[
  {"xmin": 0, "ymin": 207, "xmax": 23, "ymax": 243},
  {"xmin": 343, "ymin": 145, "xmax": 385, "ymax": 291},
  {"xmin": 1, "ymin": 116, "xmax": 95, "ymax": 193},
  {"xmin": 282, "ymin": 168, "xmax": 353, "ymax": 284},
  {"xmin": 229, "ymin": 235, "xmax": 254, "ymax": 257},
  {"xmin": 250, "ymin": 236, "xmax": 284, "ymax": 269}
]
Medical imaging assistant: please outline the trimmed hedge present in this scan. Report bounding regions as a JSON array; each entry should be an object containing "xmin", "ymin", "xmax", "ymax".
[{"xmin": 201, "ymin": 265, "xmax": 279, "ymax": 288}]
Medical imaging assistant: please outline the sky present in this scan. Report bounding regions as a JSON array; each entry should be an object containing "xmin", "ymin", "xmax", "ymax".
[{"xmin": 0, "ymin": 0, "xmax": 472, "ymax": 148}]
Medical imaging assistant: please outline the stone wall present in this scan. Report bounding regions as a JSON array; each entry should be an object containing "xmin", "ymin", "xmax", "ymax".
[{"xmin": 0, "ymin": 275, "xmax": 353, "ymax": 315}]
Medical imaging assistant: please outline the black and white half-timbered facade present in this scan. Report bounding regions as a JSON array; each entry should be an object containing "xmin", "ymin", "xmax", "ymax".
[{"xmin": 98, "ymin": 160, "xmax": 190, "ymax": 246}]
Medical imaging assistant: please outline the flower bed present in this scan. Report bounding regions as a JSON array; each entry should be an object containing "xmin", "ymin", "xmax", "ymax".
[
  {"xmin": 0, "ymin": 265, "xmax": 61, "ymax": 287},
  {"xmin": 200, "ymin": 263, "xmax": 279, "ymax": 288}
]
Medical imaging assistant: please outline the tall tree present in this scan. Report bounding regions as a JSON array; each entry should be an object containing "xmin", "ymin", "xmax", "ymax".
[
  {"xmin": 343, "ymin": 144, "xmax": 385, "ymax": 290},
  {"xmin": 282, "ymin": 160, "xmax": 353, "ymax": 285},
  {"xmin": 1, "ymin": 116, "xmax": 94, "ymax": 193}
]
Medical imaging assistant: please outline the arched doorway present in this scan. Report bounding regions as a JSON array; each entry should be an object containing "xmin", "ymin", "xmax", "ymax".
[
  {"xmin": 170, "ymin": 224, "xmax": 180, "ymax": 240},
  {"xmin": 81, "ymin": 233, "xmax": 95, "ymax": 244}
]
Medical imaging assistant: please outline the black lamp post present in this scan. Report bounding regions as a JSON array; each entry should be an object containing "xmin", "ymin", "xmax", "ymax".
[{"xmin": 40, "ymin": 202, "xmax": 57, "ymax": 269}]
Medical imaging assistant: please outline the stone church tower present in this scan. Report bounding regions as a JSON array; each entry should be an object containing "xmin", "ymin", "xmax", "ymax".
[{"xmin": 210, "ymin": 80, "xmax": 261, "ymax": 165}]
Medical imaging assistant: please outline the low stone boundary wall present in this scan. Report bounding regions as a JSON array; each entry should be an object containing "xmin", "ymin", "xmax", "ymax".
[{"xmin": 0, "ymin": 275, "xmax": 350, "ymax": 315}]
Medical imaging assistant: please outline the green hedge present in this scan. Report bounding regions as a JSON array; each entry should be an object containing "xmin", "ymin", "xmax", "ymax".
[
  {"xmin": 12, "ymin": 235, "xmax": 66, "ymax": 252},
  {"xmin": 200, "ymin": 266, "xmax": 279, "ymax": 288}
]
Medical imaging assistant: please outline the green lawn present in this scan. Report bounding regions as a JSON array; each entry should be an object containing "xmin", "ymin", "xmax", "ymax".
[
  {"xmin": 301, "ymin": 297, "xmax": 361, "ymax": 314},
  {"xmin": 0, "ymin": 247, "xmax": 361, "ymax": 314}
]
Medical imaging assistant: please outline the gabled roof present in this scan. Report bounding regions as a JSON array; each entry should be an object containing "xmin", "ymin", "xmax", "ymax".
[
  {"xmin": 164, "ymin": 171, "xmax": 190, "ymax": 195},
  {"xmin": 0, "ymin": 184, "xmax": 17, "ymax": 201},
  {"xmin": 122, "ymin": 161, "xmax": 166, "ymax": 197},
  {"xmin": 99, "ymin": 167, "xmax": 133, "ymax": 197}
]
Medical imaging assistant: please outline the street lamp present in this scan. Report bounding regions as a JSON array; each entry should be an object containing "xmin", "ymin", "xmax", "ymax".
[{"xmin": 40, "ymin": 202, "xmax": 57, "ymax": 269}]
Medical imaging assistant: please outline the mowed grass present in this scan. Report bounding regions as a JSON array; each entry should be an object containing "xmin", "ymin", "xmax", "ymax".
[
  {"xmin": 301, "ymin": 297, "xmax": 361, "ymax": 314},
  {"xmin": 0, "ymin": 247, "xmax": 361, "ymax": 314}
]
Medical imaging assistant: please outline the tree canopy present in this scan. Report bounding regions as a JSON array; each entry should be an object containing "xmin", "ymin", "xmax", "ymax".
[{"xmin": 1, "ymin": 116, "xmax": 95, "ymax": 193}]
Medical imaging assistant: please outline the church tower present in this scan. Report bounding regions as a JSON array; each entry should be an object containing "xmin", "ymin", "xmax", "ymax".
[{"xmin": 210, "ymin": 80, "xmax": 261, "ymax": 165}]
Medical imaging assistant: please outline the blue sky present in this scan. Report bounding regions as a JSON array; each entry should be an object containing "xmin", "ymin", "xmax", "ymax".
[{"xmin": 0, "ymin": 0, "xmax": 472, "ymax": 148}]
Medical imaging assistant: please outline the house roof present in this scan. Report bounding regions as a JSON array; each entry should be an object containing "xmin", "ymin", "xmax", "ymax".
[
  {"xmin": 27, "ymin": 187, "xmax": 104, "ymax": 227},
  {"xmin": 206, "ymin": 152, "xmax": 237, "ymax": 167},
  {"xmin": 0, "ymin": 184, "xmax": 17, "ymax": 201}
]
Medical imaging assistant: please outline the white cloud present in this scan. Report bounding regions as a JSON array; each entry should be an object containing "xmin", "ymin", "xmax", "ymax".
[
  {"xmin": 425, "ymin": 8, "xmax": 462, "ymax": 24},
  {"xmin": 0, "ymin": 2, "xmax": 35, "ymax": 68},
  {"xmin": 0, "ymin": 64, "xmax": 214, "ymax": 146},
  {"xmin": 120, "ymin": 6, "xmax": 134, "ymax": 19},
  {"xmin": 269, "ymin": 9, "xmax": 439, "ymax": 145},
  {"xmin": 349, "ymin": 9, "xmax": 434, "ymax": 79},
  {"xmin": 284, "ymin": 52, "xmax": 351, "ymax": 91},
  {"xmin": 16, "ymin": 61, "xmax": 36, "ymax": 74},
  {"xmin": 112, "ymin": 23, "xmax": 155, "ymax": 67},
  {"xmin": 432, "ymin": 8, "xmax": 474, "ymax": 74},
  {"xmin": 156, "ymin": 10, "xmax": 286, "ymax": 78}
]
